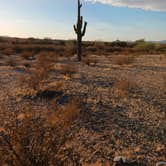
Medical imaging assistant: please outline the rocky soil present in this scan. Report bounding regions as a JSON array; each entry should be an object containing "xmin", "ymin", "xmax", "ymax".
[{"xmin": 0, "ymin": 53, "xmax": 166, "ymax": 166}]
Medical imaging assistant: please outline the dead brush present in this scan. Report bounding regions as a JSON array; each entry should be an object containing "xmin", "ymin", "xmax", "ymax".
[
  {"xmin": 47, "ymin": 100, "xmax": 80, "ymax": 134},
  {"xmin": 21, "ymin": 51, "xmax": 34, "ymax": 60},
  {"xmin": 59, "ymin": 63, "xmax": 77, "ymax": 76},
  {"xmin": 2, "ymin": 48, "xmax": 14, "ymax": 56},
  {"xmin": 18, "ymin": 52, "xmax": 57, "ymax": 97},
  {"xmin": 114, "ymin": 79, "xmax": 137, "ymax": 94},
  {"xmin": 114, "ymin": 55, "xmax": 135, "ymax": 65},
  {"xmin": 5, "ymin": 57, "xmax": 17, "ymax": 66},
  {"xmin": 82, "ymin": 55, "xmax": 98, "ymax": 66},
  {"xmin": 0, "ymin": 101, "xmax": 80, "ymax": 165}
]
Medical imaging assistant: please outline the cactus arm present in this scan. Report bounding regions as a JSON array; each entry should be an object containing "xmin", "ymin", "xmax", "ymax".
[
  {"xmin": 78, "ymin": 0, "xmax": 82, "ymax": 8},
  {"xmin": 73, "ymin": 25, "xmax": 78, "ymax": 34},
  {"xmin": 81, "ymin": 21, "xmax": 87, "ymax": 37}
]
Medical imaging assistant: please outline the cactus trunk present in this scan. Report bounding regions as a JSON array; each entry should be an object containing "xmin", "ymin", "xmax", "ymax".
[{"xmin": 73, "ymin": 0, "xmax": 87, "ymax": 61}]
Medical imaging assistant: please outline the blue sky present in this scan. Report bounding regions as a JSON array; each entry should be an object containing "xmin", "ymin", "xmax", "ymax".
[{"xmin": 0, "ymin": 0, "xmax": 166, "ymax": 41}]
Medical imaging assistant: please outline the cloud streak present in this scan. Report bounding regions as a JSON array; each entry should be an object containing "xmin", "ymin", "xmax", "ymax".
[{"xmin": 85, "ymin": 0, "xmax": 166, "ymax": 11}]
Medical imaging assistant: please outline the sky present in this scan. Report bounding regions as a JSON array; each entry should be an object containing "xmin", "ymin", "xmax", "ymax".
[{"xmin": 0, "ymin": 0, "xmax": 166, "ymax": 41}]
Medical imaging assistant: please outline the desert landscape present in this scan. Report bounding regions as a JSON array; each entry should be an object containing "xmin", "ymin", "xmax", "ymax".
[
  {"xmin": 0, "ymin": 36, "xmax": 165, "ymax": 166},
  {"xmin": 0, "ymin": 0, "xmax": 166, "ymax": 166}
]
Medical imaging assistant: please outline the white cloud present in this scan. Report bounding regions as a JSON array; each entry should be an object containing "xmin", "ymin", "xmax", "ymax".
[{"xmin": 85, "ymin": 0, "xmax": 166, "ymax": 11}]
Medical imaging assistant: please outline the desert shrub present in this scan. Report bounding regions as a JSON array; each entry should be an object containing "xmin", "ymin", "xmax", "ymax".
[
  {"xmin": 0, "ymin": 101, "xmax": 80, "ymax": 165},
  {"xmin": 114, "ymin": 79, "xmax": 137, "ymax": 94},
  {"xmin": 133, "ymin": 40, "xmax": 160, "ymax": 53},
  {"xmin": 54, "ymin": 40, "xmax": 66, "ymax": 46},
  {"xmin": 21, "ymin": 51, "xmax": 34, "ymax": 60},
  {"xmin": 59, "ymin": 64, "xmax": 77, "ymax": 76},
  {"xmin": 105, "ymin": 46, "xmax": 123, "ymax": 53},
  {"xmin": 5, "ymin": 57, "xmax": 17, "ymax": 66},
  {"xmin": 114, "ymin": 55, "xmax": 135, "ymax": 65},
  {"xmin": 54, "ymin": 46, "xmax": 65, "ymax": 53},
  {"xmin": 86, "ymin": 46, "xmax": 97, "ymax": 53},
  {"xmin": 82, "ymin": 56, "xmax": 98, "ymax": 66},
  {"xmin": 13, "ymin": 45, "xmax": 22, "ymax": 54},
  {"xmin": 64, "ymin": 41, "xmax": 76, "ymax": 57},
  {"xmin": 0, "ymin": 37, "xmax": 7, "ymax": 43},
  {"xmin": 111, "ymin": 40, "xmax": 128, "ymax": 47},
  {"xmin": 18, "ymin": 52, "xmax": 57, "ymax": 97},
  {"xmin": 2, "ymin": 48, "xmax": 14, "ymax": 56},
  {"xmin": 47, "ymin": 100, "xmax": 80, "ymax": 132}
]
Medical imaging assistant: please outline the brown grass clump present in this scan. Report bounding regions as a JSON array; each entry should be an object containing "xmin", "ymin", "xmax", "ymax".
[
  {"xmin": 59, "ymin": 63, "xmax": 77, "ymax": 76},
  {"xmin": 114, "ymin": 55, "xmax": 135, "ymax": 65},
  {"xmin": 0, "ymin": 101, "xmax": 80, "ymax": 165},
  {"xmin": 82, "ymin": 56, "xmax": 98, "ymax": 66},
  {"xmin": 5, "ymin": 57, "xmax": 17, "ymax": 66},
  {"xmin": 2, "ymin": 48, "xmax": 14, "ymax": 56},
  {"xmin": 21, "ymin": 51, "xmax": 34, "ymax": 60},
  {"xmin": 114, "ymin": 79, "xmax": 137, "ymax": 94},
  {"xmin": 42, "ymin": 81, "xmax": 64, "ymax": 94},
  {"xmin": 18, "ymin": 52, "xmax": 57, "ymax": 97},
  {"xmin": 47, "ymin": 100, "xmax": 80, "ymax": 133}
]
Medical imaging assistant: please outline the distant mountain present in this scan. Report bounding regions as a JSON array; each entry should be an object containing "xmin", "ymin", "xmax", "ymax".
[
  {"xmin": 150, "ymin": 40, "xmax": 166, "ymax": 44},
  {"xmin": 159, "ymin": 40, "xmax": 166, "ymax": 44}
]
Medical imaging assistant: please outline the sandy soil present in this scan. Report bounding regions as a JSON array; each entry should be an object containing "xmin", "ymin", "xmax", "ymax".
[{"xmin": 0, "ymin": 53, "xmax": 166, "ymax": 166}]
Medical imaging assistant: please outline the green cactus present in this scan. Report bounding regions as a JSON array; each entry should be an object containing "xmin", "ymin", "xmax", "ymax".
[{"xmin": 73, "ymin": 0, "xmax": 87, "ymax": 61}]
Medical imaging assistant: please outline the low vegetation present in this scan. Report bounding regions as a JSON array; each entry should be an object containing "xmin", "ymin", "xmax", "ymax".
[
  {"xmin": 0, "ymin": 36, "xmax": 165, "ymax": 166},
  {"xmin": 0, "ymin": 100, "xmax": 80, "ymax": 166},
  {"xmin": 113, "ymin": 55, "xmax": 135, "ymax": 65},
  {"xmin": 0, "ymin": 37, "xmax": 165, "ymax": 57}
]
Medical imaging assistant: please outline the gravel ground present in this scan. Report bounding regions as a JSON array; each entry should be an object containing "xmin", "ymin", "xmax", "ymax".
[{"xmin": 0, "ymin": 54, "xmax": 166, "ymax": 166}]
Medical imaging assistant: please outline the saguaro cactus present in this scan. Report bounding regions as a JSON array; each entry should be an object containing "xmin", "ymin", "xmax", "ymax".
[{"xmin": 73, "ymin": 0, "xmax": 87, "ymax": 61}]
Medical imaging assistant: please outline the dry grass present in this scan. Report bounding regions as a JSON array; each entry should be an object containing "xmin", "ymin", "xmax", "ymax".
[
  {"xmin": 82, "ymin": 56, "xmax": 98, "ymax": 66},
  {"xmin": 59, "ymin": 63, "xmax": 78, "ymax": 76},
  {"xmin": 114, "ymin": 55, "xmax": 135, "ymax": 65},
  {"xmin": 2, "ymin": 48, "xmax": 14, "ymax": 56},
  {"xmin": 114, "ymin": 79, "xmax": 137, "ymax": 94},
  {"xmin": 21, "ymin": 51, "xmax": 34, "ymax": 60},
  {"xmin": 18, "ymin": 52, "xmax": 56, "ymax": 97},
  {"xmin": 0, "ymin": 36, "xmax": 166, "ymax": 165},
  {"xmin": 5, "ymin": 57, "xmax": 17, "ymax": 66},
  {"xmin": 0, "ymin": 100, "xmax": 80, "ymax": 165},
  {"xmin": 47, "ymin": 100, "xmax": 80, "ymax": 133}
]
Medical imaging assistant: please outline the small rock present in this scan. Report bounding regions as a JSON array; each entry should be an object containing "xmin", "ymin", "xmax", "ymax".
[
  {"xmin": 113, "ymin": 156, "xmax": 128, "ymax": 166},
  {"xmin": 156, "ymin": 162, "xmax": 166, "ymax": 166},
  {"xmin": 114, "ymin": 156, "xmax": 127, "ymax": 163}
]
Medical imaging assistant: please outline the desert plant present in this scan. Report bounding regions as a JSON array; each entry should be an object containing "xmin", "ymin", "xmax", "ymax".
[
  {"xmin": 114, "ymin": 79, "xmax": 137, "ymax": 93},
  {"xmin": 5, "ymin": 57, "xmax": 17, "ymax": 66},
  {"xmin": 82, "ymin": 56, "xmax": 98, "ymax": 66},
  {"xmin": 2, "ymin": 48, "xmax": 14, "ymax": 56},
  {"xmin": 19, "ymin": 52, "xmax": 56, "ymax": 97},
  {"xmin": 21, "ymin": 51, "xmax": 34, "ymax": 60},
  {"xmin": 73, "ymin": 0, "xmax": 87, "ymax": 61},
  {"xmin": 114, "ymin": 55, "xmax": 135, "ymax": 65},
  {"xmin": 59, "ymin": 63, "xmax": 78, "ymax": 76},
  {"xmin": 133, "ymin": 40, "xmax": 160, "ymax": 53},
  {"xmin": 0, "ymin": 100, "xmax": 80, "ymax": 166}
]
